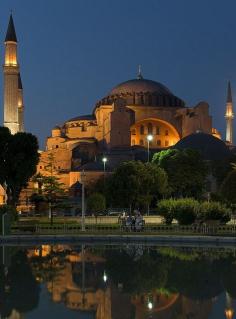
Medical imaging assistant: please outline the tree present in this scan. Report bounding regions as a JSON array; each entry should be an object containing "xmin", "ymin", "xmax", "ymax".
[
  {"xmin": 30, "ymin": 153, "xmax": 67, "ymax": 221},
  {"xmin": 105, "ymin": 161, "xmax": 168, "ymax": 210},
  {"xmin": 0, "ymin": 127, "xmax": 39, "ymax": 206},
  {"xmin": 220, "ymin": 170, "xmax": 236, "ymax": 204},
  {"xmin": 87, "ymin": 193, "xmax": 106, "ymax": 215},
  {"xmin": 152, "ymin": 149, "xmax": 207, "ymax": 198}
]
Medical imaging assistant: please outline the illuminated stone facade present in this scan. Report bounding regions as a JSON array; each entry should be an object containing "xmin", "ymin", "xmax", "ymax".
[{"xmin": 38, "ymin": 73, "xmax": 219, "ymax": 188}]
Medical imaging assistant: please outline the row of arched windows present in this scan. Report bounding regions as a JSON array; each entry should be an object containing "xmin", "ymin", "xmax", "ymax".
[{"xmin": 132, "ymin": 124, "xmax": 169, "ymax": 136}]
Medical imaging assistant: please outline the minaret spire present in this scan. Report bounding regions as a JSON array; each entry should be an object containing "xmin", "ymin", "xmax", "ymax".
[
  {"xmin": 225, "ymin": 81, "xmax": 234, "ymax": 144},
  {"xmin": 5, "ymin": 14, "xmax": 17, "ymax": 43}
]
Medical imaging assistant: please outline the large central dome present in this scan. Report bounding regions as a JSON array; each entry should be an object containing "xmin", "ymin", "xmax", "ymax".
[
  {"xmin": 110, "ymin": 78, "xmax": 173, "ymax": 95},
  {"xmin": 95, "ymin": 75, "xmax": 185, "ymax": 109}
]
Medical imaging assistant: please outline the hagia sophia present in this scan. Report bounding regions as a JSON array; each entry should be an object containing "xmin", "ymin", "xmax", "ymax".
[{"xmin": 0, "ymin": 14, "xmax": 235, "ymax": 201}]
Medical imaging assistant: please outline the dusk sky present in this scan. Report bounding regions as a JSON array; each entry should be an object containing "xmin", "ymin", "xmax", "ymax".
[{"xmin": 1, "ymin": 0, "xmax": 236, "ymax": 148}]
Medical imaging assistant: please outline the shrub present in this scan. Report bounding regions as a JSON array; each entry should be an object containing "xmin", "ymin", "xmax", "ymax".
[
  {"xmin": 198, "ymin": 201, "xmax": 231, "ymax": 224},
  {"xmin": 173, "ymin": 198, "xmax": 198, "ymax": 225},
  {"xmin": 157, "ymin": 199, "xmax": 175, "ymax": 224}
]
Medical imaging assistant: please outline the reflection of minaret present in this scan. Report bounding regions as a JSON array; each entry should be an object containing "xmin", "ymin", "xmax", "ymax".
[
  {"xmin": 225, "ymin": 81, "xmax": 234, "ymax": 144},
  {"xmin": 3, "ymin": 14, "xmax": 24, "ymax": 134},
  {"xmin": 225, "ymin": 292, "xmax": 234, "ymax": 319}
]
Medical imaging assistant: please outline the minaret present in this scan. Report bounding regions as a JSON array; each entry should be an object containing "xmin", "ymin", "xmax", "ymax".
[
  {"xmin": 18, "ymin": 74, "xmax": 24, "ymax": 132},
  {"xmin": 3, "ymin": 14, "xmax": 22, "ymax": 134},
  {"xmin": 225, "ymin": 81, "xmax": 234, "ymax": 144}
]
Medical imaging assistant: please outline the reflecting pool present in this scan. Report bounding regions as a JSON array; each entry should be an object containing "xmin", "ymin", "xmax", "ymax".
[{"xmin": 0, "ymin": 244, "xmax": 236, "ymax": 318}]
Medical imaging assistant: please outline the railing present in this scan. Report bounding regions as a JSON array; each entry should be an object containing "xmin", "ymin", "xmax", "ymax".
[{"xmin": 11, "ymin": 223, "xmax": 236, "ymax": 236}]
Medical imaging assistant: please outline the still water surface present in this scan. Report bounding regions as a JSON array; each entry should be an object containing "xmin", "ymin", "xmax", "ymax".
[{"xmin": 0, "ymin": 244, "xmax": 236, "ymax": 319}]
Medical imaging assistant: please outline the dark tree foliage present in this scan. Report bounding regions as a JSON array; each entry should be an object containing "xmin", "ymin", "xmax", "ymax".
[
  {"xmin": 98, "ymin": 161, "xmax": 168, "ymax": 209},
  {"xmin": 220, "ymin": 169, "xmax": 236, "ymax": 204},
  {"xmin": 152, "ymin": 148, "xmax": 207, "ymax": 198},
  {"xmin": 0, "ymin": 127, "xmax": 39, "ymax": 206},
  {"xmin": 0, "ymin": 250, "xmax": 40, "ymax": 317}
]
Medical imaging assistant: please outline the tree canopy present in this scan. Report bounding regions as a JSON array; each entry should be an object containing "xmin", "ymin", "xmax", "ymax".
[
  {"xmin": 0, "ymin": 127, "xmax": 39, "ymax": 206},
  {"xmin": 152, "ymin": 148, "xmax": 207, "ymax": 198},
  {"xmin": 220, "ymin": 169, "xmax": 236, "ymax": 204},
  {"xmin": 103, "ymin": 161, "xmax": 168, "ymax": 210}
]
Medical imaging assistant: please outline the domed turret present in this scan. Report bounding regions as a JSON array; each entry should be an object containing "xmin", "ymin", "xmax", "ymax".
[{"xmin": 52, "ymin": 126, "xmax": 61, "ymax": 137}]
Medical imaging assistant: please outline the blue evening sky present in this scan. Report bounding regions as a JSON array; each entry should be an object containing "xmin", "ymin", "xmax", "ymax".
[{"xmin": 0, "ymin": 0, "xmax": 236, "ymax": 147}]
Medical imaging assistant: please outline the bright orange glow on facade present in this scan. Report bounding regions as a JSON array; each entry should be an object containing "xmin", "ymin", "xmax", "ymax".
[{"xmin": 130, "ymin": 118, "xmax": 180, "ymax": 148}]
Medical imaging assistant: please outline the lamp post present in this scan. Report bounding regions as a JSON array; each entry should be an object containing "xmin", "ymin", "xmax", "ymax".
[
  {"xmin": 147, "ymin": 134, "xmax": 153, "ymax": 162},
  {"xmin": 102, "ymin": 157, "xmax": 107, "ymax": 173},
  {"xmin": 2, "ymin": 213, "xmax": 7, "ymax": 236},
  {"xmin": 81, "ymin": 170, "xmax": 86, "ymax": 232}
]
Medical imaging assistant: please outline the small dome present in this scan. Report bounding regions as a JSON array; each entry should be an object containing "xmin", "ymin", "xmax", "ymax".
[
  {"xmin": 174, "ymin": 132, "xmax": 231, "ymax": 160},
  {"xmin": 53, "ymin": 126, "xmax": 60, "ymax": 130}
]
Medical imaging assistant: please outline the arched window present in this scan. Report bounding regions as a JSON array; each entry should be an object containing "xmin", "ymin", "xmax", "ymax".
[
  {"xmin": 156, "ymin": 127, "xmax": 160, "ymax": 135},
  {"xmin": 140, "ymin": 125, "xmax": 144, "ymax": 135},
  {"xmin": 148, "ymin": 123, "xmax": 153, "ymax": 134}
]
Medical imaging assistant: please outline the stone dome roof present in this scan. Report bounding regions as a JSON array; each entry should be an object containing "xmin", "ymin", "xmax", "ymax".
[
  {"xmin": 95, "ymin": 77, "xmax": 185, "ymax": 109},
  {"xmin": 174, "ymin": 132, "xmax": 231, "ymax": 161},
  {"xmin": 110, "ymin": 78, "xmax": 173, "ymax": 95}
]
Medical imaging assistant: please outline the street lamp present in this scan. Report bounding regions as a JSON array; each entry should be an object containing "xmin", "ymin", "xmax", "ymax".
[
  {"xmin": 102, "ymin": 157, "xmax": 107, "ymax": 173},
  {"xmin": 147, "ymin": 134, "xmax": 153, "ymax": 162},
  {"xmin": 103, "ymin": 271, "xmax": 107, "ymax": 283}
]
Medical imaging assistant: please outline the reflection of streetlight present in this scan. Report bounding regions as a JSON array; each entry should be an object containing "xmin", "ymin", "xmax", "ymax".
[
  {"xmin": 103, "ymin": 271, "xmax": 107, "ymax": 283},
  {"xmin": 148, "ymin": 301, "xmax": 153, "ymax": 310},
  {"xmin": 147, "ymin": 135, "xmax": 153, "ymax": 162},
  {"xmin": 102, "ymin": 157, "xmax": 107, "ymax": 173},
  {"xmin": 81, "ymin": 170, "xmax": 86, "ymax": 232}
]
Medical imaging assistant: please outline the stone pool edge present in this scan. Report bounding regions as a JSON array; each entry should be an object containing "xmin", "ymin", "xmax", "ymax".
[{"xmin": 1, "ymin": 234, "xmax": 236, "ymax": 246}]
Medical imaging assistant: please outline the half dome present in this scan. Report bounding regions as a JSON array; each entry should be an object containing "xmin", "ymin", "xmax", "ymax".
[{"xmin": 174, "ymin": 132, "xmax": 231, "ymax": 161}]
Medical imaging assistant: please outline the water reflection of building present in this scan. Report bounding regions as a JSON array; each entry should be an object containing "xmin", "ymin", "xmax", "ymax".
[{"xmin": 27, "ymin": 246, "xmax": 236, "ymax": 319}]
